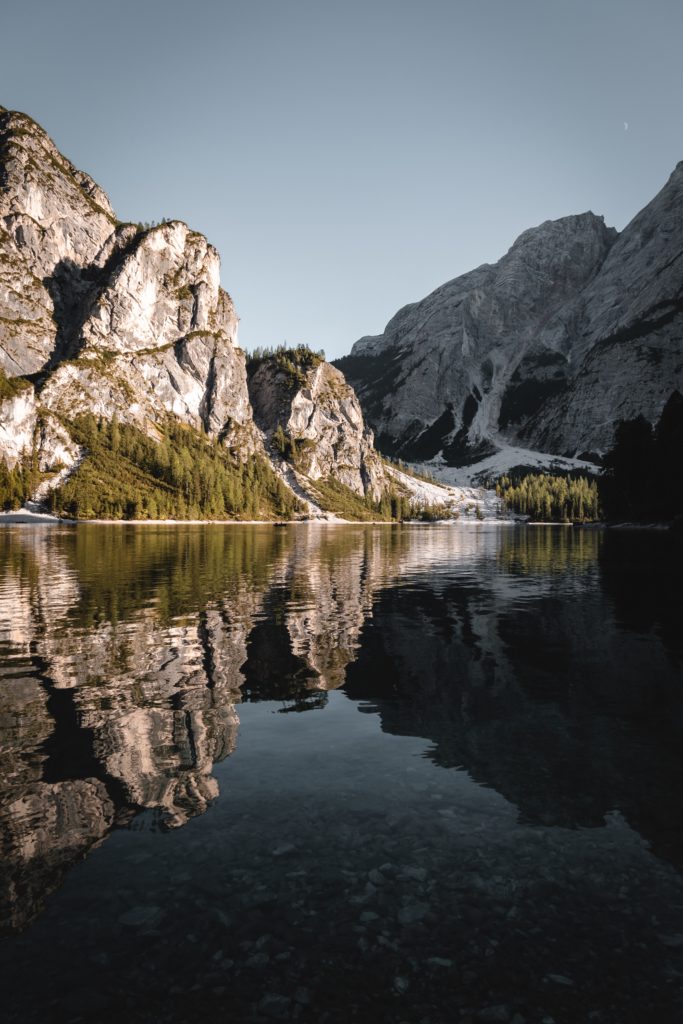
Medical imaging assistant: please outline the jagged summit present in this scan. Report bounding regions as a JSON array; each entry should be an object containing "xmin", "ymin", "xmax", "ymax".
[
  {"xmin": 0, "ymin": 107, "xmax": 116, "ymax": 222},
  {"xmin": 337, "ymin": 164, "xmax": 683, "ymax": 466},
  {"xmin": 337, "ymin": 208, "xmax": 618, "ymax": 465}
]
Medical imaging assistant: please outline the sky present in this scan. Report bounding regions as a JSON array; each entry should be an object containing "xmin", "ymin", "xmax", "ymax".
[{"xmin": 2, "ymin": 0, "xmax": 682, "ymax": 360}]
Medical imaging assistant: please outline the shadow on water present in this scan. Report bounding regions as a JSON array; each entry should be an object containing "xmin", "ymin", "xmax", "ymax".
[
  {"xmin": 344, "ymin": 528, "xmax": 683, "ymax": 866},
  {"xmin": 0, "ymin": 524, "xmax": 682, "ymax": 1023}
]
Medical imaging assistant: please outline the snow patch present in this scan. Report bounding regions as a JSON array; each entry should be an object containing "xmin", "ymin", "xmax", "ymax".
[
  {"xmin": 0, "ymin": 509, "xmax": 73, "ymax": 525},
  {"xmin": 414, "ymin": 444, "xmax": 601, "ymax": 488},
  {"xmin": 387, "ymin": 466, "xmax": 506, "ymax": 521}
]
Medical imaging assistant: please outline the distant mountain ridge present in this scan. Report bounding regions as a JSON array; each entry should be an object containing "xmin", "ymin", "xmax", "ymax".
[{"xmin": 335, "ymin": 164, "xmax": 683, "ymax": 468}]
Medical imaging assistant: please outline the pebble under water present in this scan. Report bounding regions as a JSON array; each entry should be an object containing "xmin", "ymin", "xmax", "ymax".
[{"xmin": 0, "ymin": 523, "xmax": 682, "ymax": 1024}]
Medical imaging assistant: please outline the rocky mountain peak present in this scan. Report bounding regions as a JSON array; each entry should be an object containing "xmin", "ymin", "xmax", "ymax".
[
  {"xmin": 339, "ymin": 164, "xmax": 683, "ymax": 467},
  {"xmin": 1, "ymin": 107, "xmax": 121, "ymax": 376},
  {"xmin": 337, "ymin": 208, "xmax": 617, "ymax": 464},
  {"xmin": 0, "ymin": 108, "xmax": 256, "ymax": 480},
  {"xmin": 2, "ymin": 107, "xmax": 438, "ymax": 520},
  {"xmin": 505, "ymin": 210, "xmax": 616, "ymax": 258},
  {"xmin": 248, "ymin": 349, "xmax": 386, "ymax": 500},
  {"xmin": 520, "ymin": 162, "xmax": 683, "ymax": 456},
  {"xmin": 0, "ymin": 107, "xmax": 116, "ymax": 262}
]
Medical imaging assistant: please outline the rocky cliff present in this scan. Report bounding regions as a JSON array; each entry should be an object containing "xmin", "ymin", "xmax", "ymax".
[
  {"xmin": 337, "ymin": 164, "xmax": 683, "ymax": 465},
  {"xmin": 247, "ymin": 347, "xmax": 386, "ymax": 501},
  {"xmin": 0, "ymin": 107, "xmax": 254, "ymax": 472},
  {"xmin": 522, "ymin": 162, "xmax": 683, "ymax": 456},
  {"xmin": 0, "ymin": 107, "xmax": 416, "ymax": 518}
]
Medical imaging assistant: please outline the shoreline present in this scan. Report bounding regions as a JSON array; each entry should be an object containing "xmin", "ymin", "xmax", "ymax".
[
  {"xmin": 2, "ymin": 511, "xmax": 674, "ymax": 530},
  {"xmin": 0, "ymin": 508, "xmax": 517, "ymax": 527}
]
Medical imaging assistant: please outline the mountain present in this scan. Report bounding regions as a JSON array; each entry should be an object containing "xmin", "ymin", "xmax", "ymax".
[
  {"xmin": 336, "ymin": 164, "xmax": 683, "ymax": 470},
  {"xmin": 0, "ymin": 107, "xmax": 477, "ymax": 521},
  {"xmin": 0, "ymin": 108, "xmax": 253, "ymax": 468}
]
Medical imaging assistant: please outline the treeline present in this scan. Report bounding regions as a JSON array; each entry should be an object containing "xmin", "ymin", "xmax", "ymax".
[
  {"xmin": 47, "ymin": 415, "xmax": 302, "ymax": 521},
  {"xmin": 135, "ymin": 217, "xmax": 172, "ymax": 232},
  {"xmin": 309, "ymin": 475, "xmax": 407, "ymax": 521},
  {"xmin": 376, "ymin": 489, "xmax": 415, "ymax": 521},
  {"xmin": 308, "ymin": 474, "xmax": 451, "ymax": 522},
  {"xmin": 0, "ymin": 450, "xmax": 39, "ymax": 510},
  {"xmin": 600, "ymin": 391, "xmax": 683, "ymax": 523},
  {"xmin": 271, "ymin": 421, "xmax": 449, "ymax": 521},
  {"xmin": 247, "ymin": 344, "xmax": 326, "ymax": 389},
  {"xmin": 0, "ymin": 367, "xmax": 32, "ymax": 401},
  {"xmin": 496, "ymin": 391, "xmax": 683, "ymax": 524},
  {"xmin": 496, "ymin": 473, "xmax": 600, "ymax": 522}
]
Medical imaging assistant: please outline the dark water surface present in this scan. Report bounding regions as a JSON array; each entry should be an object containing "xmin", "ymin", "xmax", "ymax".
[{"xmin": 1, "ymin": 524, "xmax": 682, "ymax": 1024}]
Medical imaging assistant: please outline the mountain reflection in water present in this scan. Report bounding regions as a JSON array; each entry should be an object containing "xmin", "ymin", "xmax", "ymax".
[{"xmin": 0, "ymin": 524, "xmax": 682, "ymax": 1024}]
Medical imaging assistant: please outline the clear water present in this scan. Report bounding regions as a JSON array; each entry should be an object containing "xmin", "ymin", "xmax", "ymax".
[{"xmin": 0, "ymin": 523, "xmax": 682, "ymax": 1024}]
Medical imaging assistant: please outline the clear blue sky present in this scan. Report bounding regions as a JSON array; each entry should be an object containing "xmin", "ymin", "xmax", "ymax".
[{"xmin": 2, "ymin": 0, "xmax": 682, "ymax": 359}]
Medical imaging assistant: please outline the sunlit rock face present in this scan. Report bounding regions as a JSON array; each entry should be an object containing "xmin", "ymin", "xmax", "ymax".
[
  {"xmin": 0, "ymin": 386, "xmax": 80, "ymax": 472},
  {"xmin": 39, "ymin": 223, "xmax": 255, "ymax": 448},
  {"xmin": 248, "ymin": 357, "xmax": 387, "ymax": 498},
  {"xmin": 0, "ymin": 106, "xmax": 257, "ymax": 468},
  {"xmin": 0, "ymin": 108, "xmax": 116, "ymax": 376},
  {"xmin": 0, "ymin": 388, "xmax": 37, "ymax": 468},
  {"xmin": 0, "ymin": 107, "xmax": 400, "ymax": 499},
  {"xmin": 338, "ymin": 164, "xmax": 683, "ymax": 463}
]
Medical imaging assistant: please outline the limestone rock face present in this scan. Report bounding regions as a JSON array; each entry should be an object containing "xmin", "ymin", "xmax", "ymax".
[
  {"xmin": 0, "ymin": 108, "xmax": 117, "ymax": 375},
  {"xmin": 39, "ymin": 220, "xmax": 253, "ymax": 445},
  {"xmin": 0, "ymin": 385, "xmax": 79, "ymax": 472},
  {"xmin": 0, "ymin": 107, "xmax": 255, "ymax": 463},
  {"xmin": 0, "ymin": 224, "xmax": 57, "ymax": 377},
  {"xmin": 339, "ymin": 164, "xmax": 683, "ymax": 463},
  {"xmin": 248, "ymin": 356, "xmax": 387, "ymax": 498},
  {"xmin": 0, "ymin": 106, "xmax": 429, "ymax": 514},
  {"xmin": 337, "ymin": 213, "xmax": 616, "ymax": 463},
  {"xmin": 80, "ymin": 221, "xmax": 222, "ymax": 355},
  {"xmin": 522, "ymin": 161, "xmax": 683, "ymax": 455},
  {"xmin": 0, "ymin": 387, "xmax": 37, "ymax": 464}
]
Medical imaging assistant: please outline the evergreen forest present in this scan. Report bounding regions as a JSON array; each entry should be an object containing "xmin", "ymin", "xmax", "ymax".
[
  {"xmin": 3, "ymin": 391, "xmax": 680, "ymax": 524},
  {"xmin": 38, "ymin": 415, "xmax": 303, "ymax": 520},
  {"xmin": 496, "ymin": 473, "xmax": 600, "ymax": 522}
]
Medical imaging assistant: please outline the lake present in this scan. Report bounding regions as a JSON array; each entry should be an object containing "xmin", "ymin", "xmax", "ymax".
[{"xmin": 0, "ymin": 523, "xmax": 682, "ymax": 1024}]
